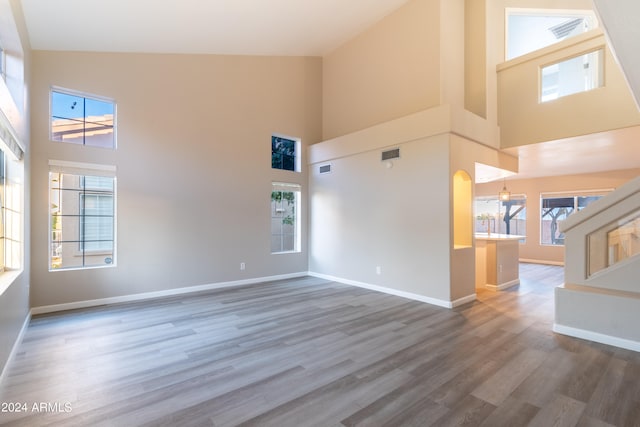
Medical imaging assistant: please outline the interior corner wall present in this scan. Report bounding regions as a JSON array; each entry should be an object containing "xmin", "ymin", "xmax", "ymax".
[
  {"xmin": 475, "ymin": 168, "xmax": 640, "ymax": 264},
  {"xmin": 321, "ymin": 0, "xmax": 441, "ymax": 140},
  {"xmin": 29, "ymin": 51, "xmax": 322, "ymax": 308},
  {"xmin": 309, "ymin": 134, "xmax": 452, "ymax": 302}
]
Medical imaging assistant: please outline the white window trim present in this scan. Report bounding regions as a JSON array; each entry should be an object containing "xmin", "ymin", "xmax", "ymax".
[
  {"xmin": 50, "ymin": 86, "xmax": 117, "ymax": 149},
  {"xmin": 271, "ymin": 182, "xmax": 302, "ymax": 254},
  {"xmin": 272, "ymin": 133, "xmax": 302, "ymax": 173},
  {"xmin": 48, "ymin": 160, "xmax": 117, "ymax": 271}
]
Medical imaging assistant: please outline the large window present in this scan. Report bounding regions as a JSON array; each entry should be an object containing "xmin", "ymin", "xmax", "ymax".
[
  {"xmin": 541, "ymin": 192, "xmax": 606, "ymax": 246},
  {"xmin": 272, "ymin": 135, "xmax": 299, "ymax": 172},
  {"xmin": 49, "ymin": 165, "xmax": 116, "ymax": 270},
  {"xmin": 50, "ymin": 88, "xmax": 115, "ymax": 149},
  {"xmin": 271, "ymin": 183, "xmax": 301, "ymax": 253},
  {"xmin": 475, "ymin": 196, "xmax": 527, "ymax": 239}
]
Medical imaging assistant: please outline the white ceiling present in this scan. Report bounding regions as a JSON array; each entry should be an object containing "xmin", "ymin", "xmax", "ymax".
[{"xmin": 20, "ymin": 0, "xmax": 411, "ymax": 56}]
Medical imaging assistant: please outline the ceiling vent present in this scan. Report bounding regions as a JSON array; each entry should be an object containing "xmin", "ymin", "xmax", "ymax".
[
  {"xmin": 381, "ymin": 148, "xmax": 400, "ymax": 161},
  {"xmin": 319, "ymin": 164, "xmax": 331, "ymax": 174},
  {"xmin": 549, "ymin": 18, "xmax": 583, "ymax": 39}
]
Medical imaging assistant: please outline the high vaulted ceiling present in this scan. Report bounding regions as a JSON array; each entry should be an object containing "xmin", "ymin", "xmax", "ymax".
[
  {"xmin": 20, "ymin": 0, "xmax": 411, "ymax": 56},
  {"xmin": 18, "ymin": 0, "xmax": 640, "ymax": 182}
]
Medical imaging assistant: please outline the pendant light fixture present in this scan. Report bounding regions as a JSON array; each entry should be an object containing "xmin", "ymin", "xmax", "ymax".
[{"xmin": 499, "ymin": 178, "xmax": 511, "ymax": 202}]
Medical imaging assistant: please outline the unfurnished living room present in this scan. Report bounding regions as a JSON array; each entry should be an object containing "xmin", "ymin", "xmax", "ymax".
[{"xmin": 1, "ymin": 0, "xmax": 640, "ymax": 426}]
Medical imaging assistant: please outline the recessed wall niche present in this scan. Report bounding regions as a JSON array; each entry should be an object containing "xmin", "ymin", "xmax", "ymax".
[{"xmin": 453, "ymin": 170, "xmax": 473, "ymax": 249}]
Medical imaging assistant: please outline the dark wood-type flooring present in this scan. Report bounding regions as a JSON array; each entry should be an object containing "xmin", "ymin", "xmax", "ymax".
[{"xmin": 1, "ymin": 263, "xmax": 639, "ymax": 426}]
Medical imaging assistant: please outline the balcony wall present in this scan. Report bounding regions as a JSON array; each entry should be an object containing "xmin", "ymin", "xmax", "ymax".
[{"xmin": 497, "ymin": 29, "xmax": 640, "ymax": 149}]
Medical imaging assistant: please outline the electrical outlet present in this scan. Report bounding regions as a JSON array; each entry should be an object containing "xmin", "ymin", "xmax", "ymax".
[
  {"xmin": 499, "ymin": 264, "xmax": 503, "ymax": 273},
  {"xmin": 240, "ymin": 262, "xmax": 246, "ymax": 270},
  {"xmin": 376, "ymin": 266, "xmax": 381, "ymax": 275}
]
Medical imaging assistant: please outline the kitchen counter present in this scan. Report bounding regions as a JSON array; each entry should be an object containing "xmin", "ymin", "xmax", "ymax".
[{"xmin": 475, "ymin": 233, "xmax": 525, "ymax": 291}]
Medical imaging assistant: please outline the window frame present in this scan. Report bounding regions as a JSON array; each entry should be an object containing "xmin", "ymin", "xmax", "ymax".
[
  {"xmin": 270, "ymin": 182, "xmax": 301, "ymax": 254},
  {"xmin": 540, "ymin": 49, "xmax": 604, "ymax": 103},
  {"xmin": 505, "ymin": 8, "xmax": 598, "ymax": 61},
  {"xmin": 474, "ymin": 194, "xmax": 527, "ymax": 242},
  {"xmin": 540, "ymin": 190, "xmax": 610, "ymax": 246},
  {"xmin": 50, "ymin": 87, "xmax": 117, "ymax": 149},
  {"xmin": 48, "ymin": 161, "xmax": 117, "ymax": 271},
  {"xmin": 271, "ymin": 134, "xmax": 301, "ymax": 173}
]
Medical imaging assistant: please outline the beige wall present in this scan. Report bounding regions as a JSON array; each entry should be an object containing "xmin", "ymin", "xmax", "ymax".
[
  {"xmin": 309, "ymin": 133, "xmax": 453, "ymax": 302},
  {"xmin": 475, "ymin": 169, "xmax": 640, "ymax": 264},
  {"xmin": 485, "ymin": 0, "xmax": 595, "ymax": 133},
  {"xmin": 322, "ymin": 0, "xmax": 441, "ymax": 140},
  {"xmin": 0, "ymin": 0, "xmax": 30, "ymax": 378},
  {"xmin": 465, "ymin": 0, "xmax": 487, "ymax": 118},
  {"xmin": 30, "ymin": 51, "xmax": 322, "ymax": 308},
  {"xmin": 497, "ymin": 31, "xmax": 640, "ymax": 148}
]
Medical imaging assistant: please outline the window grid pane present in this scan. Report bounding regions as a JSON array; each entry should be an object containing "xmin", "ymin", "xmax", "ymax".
[
  {"xmin": 50, "ymin": 172, "xmax": 115, "ymax": 270},
  {"xmin": 51, "ymin": 90, "xmax": 115, "ymax": 149},
  {"xmin": 272, "ymin": 136, "xmax": 297, "ymax": 172},
  {"xmin": 271, "ymin": 189, "xmax": 299, "ymax": 253}
]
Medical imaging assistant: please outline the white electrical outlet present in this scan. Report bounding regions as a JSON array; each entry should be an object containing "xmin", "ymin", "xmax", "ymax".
[
  {"xmin": 240, "ymin": 262, "xmax": 246, "ymax": 270},
  {"xmin": 376, "ymin": 266, "xmax": 381, "ymax": 275}
]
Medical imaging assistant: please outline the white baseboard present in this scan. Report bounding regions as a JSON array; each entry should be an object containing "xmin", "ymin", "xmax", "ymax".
[
  {"xmin": 0, "ymin": 311, "xmax": 31, "ymax": 385},
  {"xmin": 553, "ymin": 323, "xmax": 640, "ymax": 353},
  {"xmin": 485, "ymin": 279, "xmax": 520, "ymax": 292},
  {"xmin": 31, "ymin": 272, "xmax": 308, "ymax": 315},
  {"xmin": 309, "ymin": 271, "xmax": 475, "ymax": 309},
  {"xmin": 520, "ymin": 259, "xmax": 564, "ymax": 266}
]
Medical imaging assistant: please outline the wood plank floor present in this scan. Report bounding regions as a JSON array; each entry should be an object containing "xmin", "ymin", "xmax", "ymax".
[{"xmin": 1, "ymin": 263, "xmax": 639, "ymax": 426}]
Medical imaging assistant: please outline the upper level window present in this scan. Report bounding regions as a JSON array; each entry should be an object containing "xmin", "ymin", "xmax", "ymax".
[
  {"xmin": 272, "ymin": 135, "xmax": 300, "ymax": 172},
  {"xmin": 541, "ymin": 49, "xmax": 603, "ymax": 102},
  {"xmin": 50, "ymin": 88, "xmax": 115, "ymax": 149},
  {"xmin": 506, "ymin": 9, "xmax": 598, "ymax": 60}
]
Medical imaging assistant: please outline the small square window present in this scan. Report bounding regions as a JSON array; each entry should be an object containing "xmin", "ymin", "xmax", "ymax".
[
  {"xmin": 51, "ymin": 89, "xmax": 116, "ymax": 149},
  {"xmin": 272, "ymin": 135, "xmax": 300, "ymax": 172}
]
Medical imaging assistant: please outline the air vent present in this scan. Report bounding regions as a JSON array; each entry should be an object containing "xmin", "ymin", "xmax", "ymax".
[
  {"xmin": 549, "ymin": 18, "xmax": 583, "ymax": 39},
  {"xmin": 381, "ymin": 148, "xmax": 400, "ymax": 161},
  {"xmin": 319, "ymin": 164, "xmax": 331, "ymax": 174}
]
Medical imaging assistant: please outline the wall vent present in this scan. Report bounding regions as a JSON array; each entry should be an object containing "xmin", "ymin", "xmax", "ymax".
[
  {"xmin": 319, "ymin": 164, "xmax": 331, "ymax": 174},
  {"xmin": 381, "ymin": 148, "xmax": 400, "ymax": 161}
]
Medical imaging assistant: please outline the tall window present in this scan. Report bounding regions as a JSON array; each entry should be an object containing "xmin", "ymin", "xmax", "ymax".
[
  {"xmin": 272, "ymin": 135, "xmax": 299, "ymax": 172},
  {"xmin": 271, "ymin": 183, "xmax": 301, "ymax": 253},
  {"xmin": 0, "ymin": 114, "xmax": 25, "ymax": 279},
  {"xmin": 49, "ymin": 166, "xmax": 116, "ymax": 270},
  {"xmin": 541, "ymin": 192, "xmax": 606, "ymax": 246},
  {"xmin": 475, "ymin": 196, "xmax": 526, "ymax": 239},
  {"xmin": 50, "ymin": 88, "xmax": 116, "ymax": 149}
]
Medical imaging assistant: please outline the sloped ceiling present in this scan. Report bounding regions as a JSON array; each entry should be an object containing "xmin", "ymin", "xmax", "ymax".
[{"xmin": 20, "ymin": 0, "xmax": 411, "ymax": 56}]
